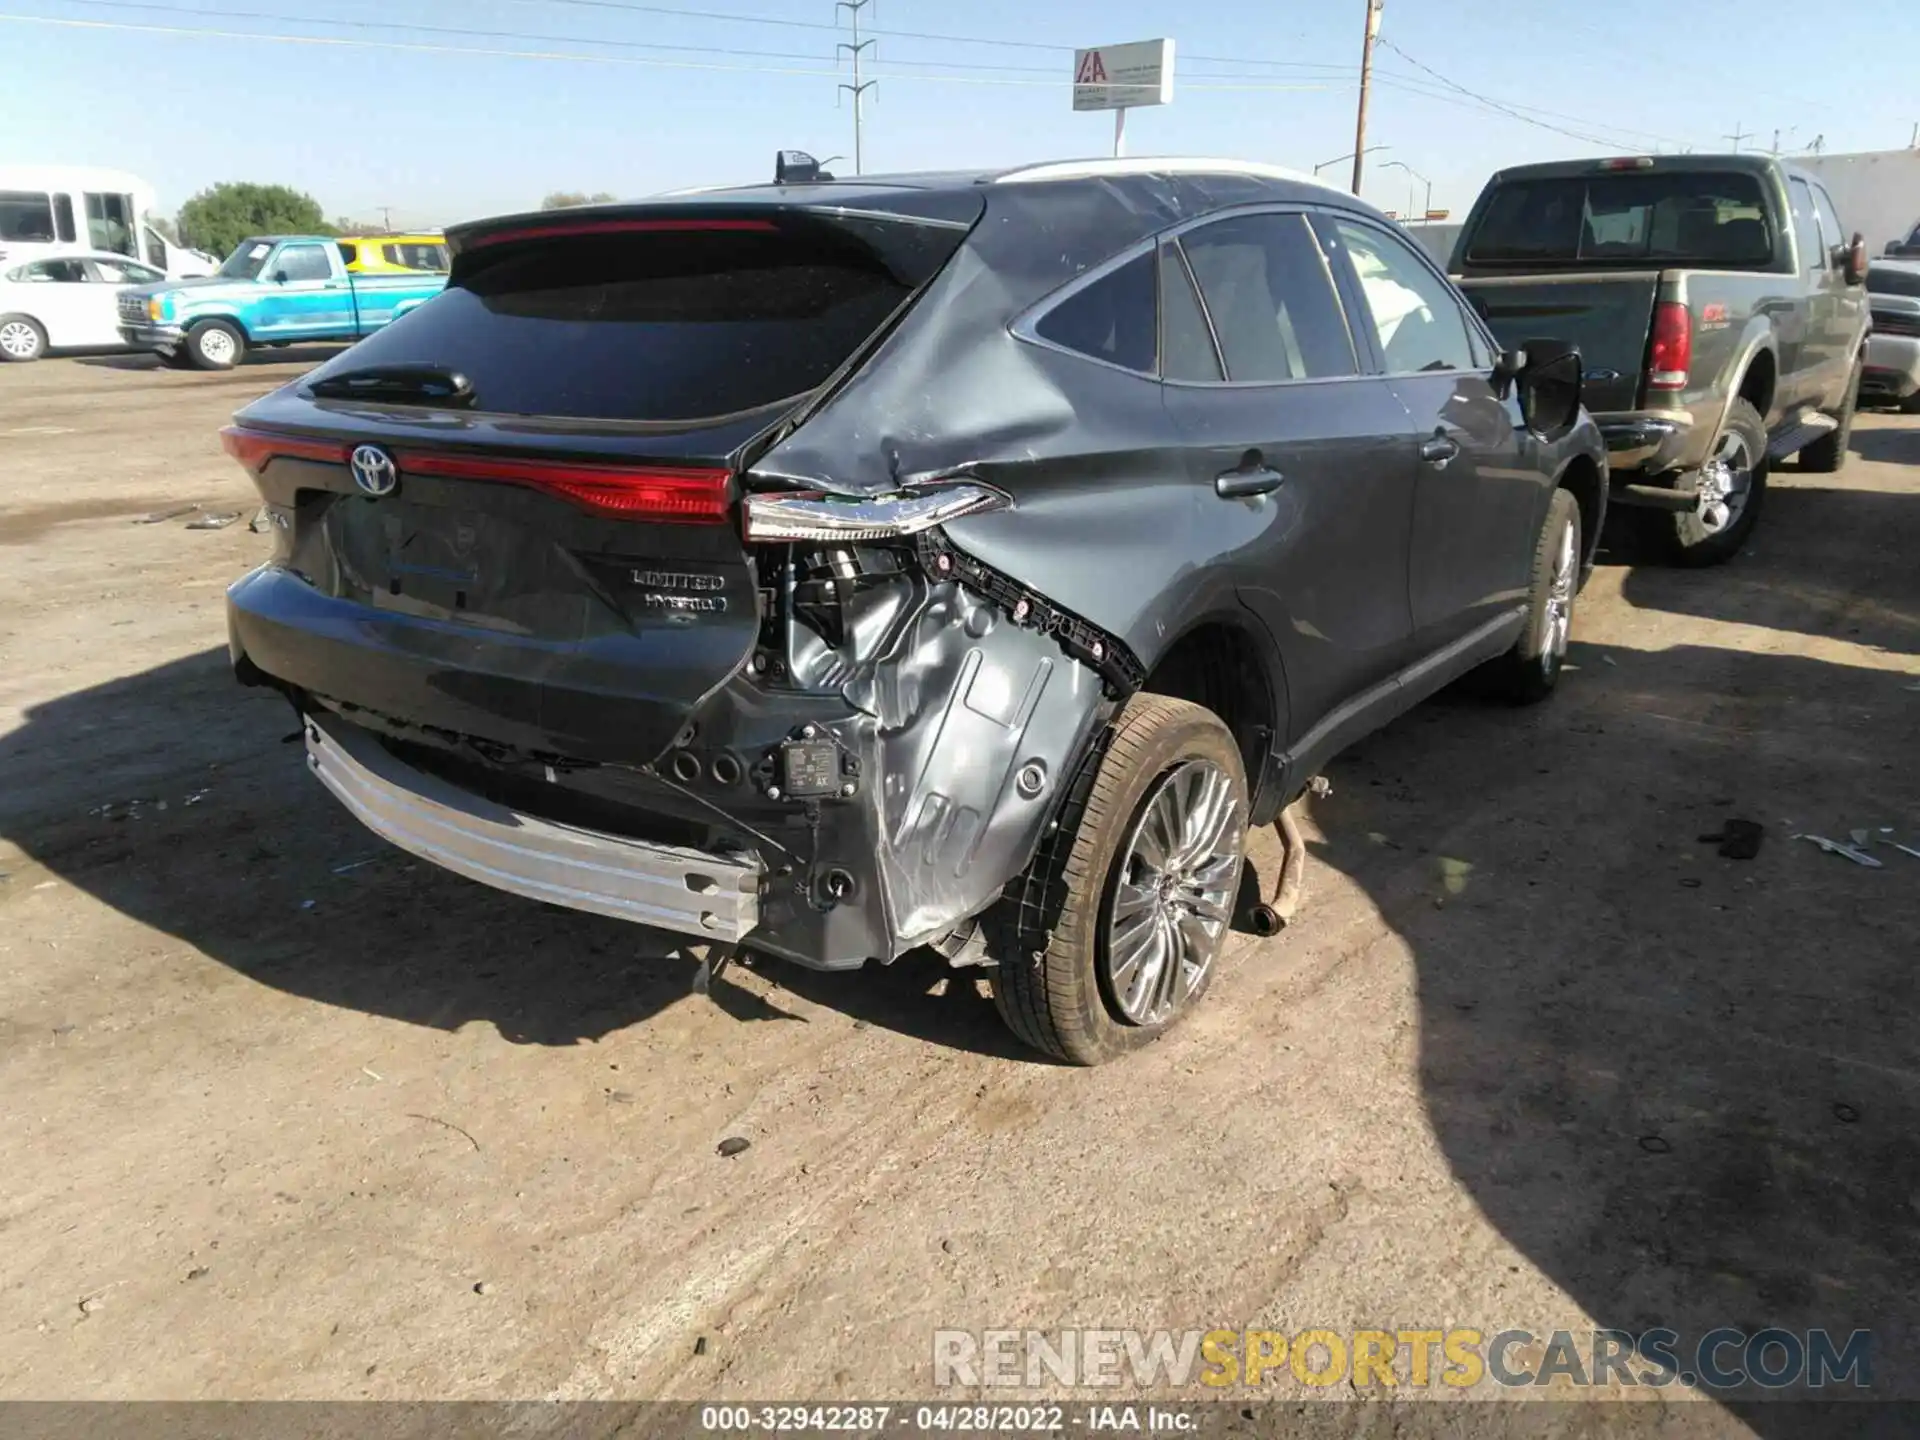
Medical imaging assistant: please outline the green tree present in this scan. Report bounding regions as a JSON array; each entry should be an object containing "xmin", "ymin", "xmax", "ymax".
[
  {"xmin": 540, "ymin": 191, "xmax": 617, "ymax": 210},
  {"xmin": 176, "ymin": 182, "xmax": 334, "ymax": 260}
]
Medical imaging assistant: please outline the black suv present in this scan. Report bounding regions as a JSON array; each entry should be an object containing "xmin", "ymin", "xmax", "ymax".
[{"xmin": 221, "ymin": 158, "xmax": 1605, "ymax": 1064}]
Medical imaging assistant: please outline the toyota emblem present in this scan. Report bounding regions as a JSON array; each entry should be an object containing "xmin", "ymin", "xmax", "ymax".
[{"xmin": 350, "ymin": 444, "xmax": 398, "ymax": 497}]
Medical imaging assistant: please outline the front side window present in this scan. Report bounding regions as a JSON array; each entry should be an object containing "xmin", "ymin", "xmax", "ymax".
[
  {"xmin": 0, "ymin": 191, "xmax": 56, "ymax": 243},
  {"xmin": 84, "ymin": 192, "xmax": 136, "ymax": 256},
  {"xmin": 1331, "ymin": 219, "xmax": 1478, "ymax": 374},
  {"xmin": 1177, "ymin": 213, "xmax": 1356, "ymax": 382},
  {"xmin": 275, "ymin": 244, "xmax": 333, "ymax": 282},
  {"xmin": 1812, "ymin": 187, "xmax": 1845, "ymax": 264},
  {"xmin": 1033, "ymin": 252, "xmax": 1157, "ymax": 373},
  {"xmin": 1788, "ymin": 179, "xmax": 1824, "ymax": 272}
]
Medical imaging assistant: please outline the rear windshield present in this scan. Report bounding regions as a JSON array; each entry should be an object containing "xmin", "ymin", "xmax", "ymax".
[
  {"xmin": 1466, "ymin": 172, "xmax": 1774, "ymax": 267},
  {"xmin": 326, "ymin": 226, "xmax": 919, "ymax": 422}
]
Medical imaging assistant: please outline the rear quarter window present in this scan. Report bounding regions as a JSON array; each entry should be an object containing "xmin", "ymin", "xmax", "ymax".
[{"xmin": 1032, "ymin": 253, "xmax": 1157, "ymax": 374}]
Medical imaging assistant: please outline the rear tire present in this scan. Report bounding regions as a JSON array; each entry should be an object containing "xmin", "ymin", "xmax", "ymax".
[
  {"xmin": 1798, "ymin": 358, "xmax": 1861, "ymax": 473},
  {"xmin": 986, "ymin": 695, "xmax": 1248, "ymax": 1066},
  {"xmin": 0, "ymin": 315, "xmax": 47, "ymax": 363},
  {"xmin": 1485, "ymin": 488, "xmax": 1581, "ymax": 705},
  {"xmin": 1661, "ymin": 397, "xmax": 1767, "ymax": 567},
  {"xmin": 184, "ymin": 319, "xmax": 245, "ymax": 371}
]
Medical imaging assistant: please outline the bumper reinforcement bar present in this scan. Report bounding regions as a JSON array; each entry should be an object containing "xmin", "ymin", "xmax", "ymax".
[{"xmin": 305, "ymin": 713, "xmax": 762, "ymax": 941}]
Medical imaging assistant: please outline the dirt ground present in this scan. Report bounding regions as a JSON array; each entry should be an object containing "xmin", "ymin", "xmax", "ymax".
[{"xmin": 1, "ymin": 351, "xmax": 1916, "ymax": 1434}]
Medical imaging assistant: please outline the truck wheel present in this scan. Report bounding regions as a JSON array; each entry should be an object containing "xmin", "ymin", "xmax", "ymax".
[
  {"xmin": 1662, "ymin": 398, "xmax": 1767, "ymax": 567},
  {"xmin": 1798, "ymin": 359, "xmax": 1861, "ymax": 473},
  {"xmin": 0, "ymin": 315, "xmax": 47, "ymax": 362},
  {"xmin": 184, "ymin": 319, "xmax": 245, "ymax": 371},
  {"xmin": 986, "ymin": 695, "xmax": 1249, "ymax": 1066},
  {"xmin": 1484, "ymin": 488, "xmax": 1581, "ymax": 705}
]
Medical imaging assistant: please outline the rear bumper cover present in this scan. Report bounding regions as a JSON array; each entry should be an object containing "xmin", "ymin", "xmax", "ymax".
[
  {"xmin": 1596, "ymin": 412, "xmax": 1692, "ymax": 474},
  {"xmin": 306, "ymin": 710, "xmax": 762, "ymax": 940},
  {"xmin": 230, "ymin": 559, "xmax": 1110, "ymax": 970}
]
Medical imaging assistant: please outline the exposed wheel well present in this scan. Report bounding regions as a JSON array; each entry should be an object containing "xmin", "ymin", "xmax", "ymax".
[
  {"xmin": 1737, "ymin": 348, "xmax": 1776, "ymax": 421},
  {"xmin": 1141, "ymin": 621, "xmax": 1276, "ymax": 795},
  {"xmin": 1555, "ymin": 453, "xmax": 1604, "ymax": 561}
]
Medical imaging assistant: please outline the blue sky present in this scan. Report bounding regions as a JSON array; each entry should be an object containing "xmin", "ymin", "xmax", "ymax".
[{"xmin": 2, "ymin": 0, "xmax": 1913, "ymax": 229}]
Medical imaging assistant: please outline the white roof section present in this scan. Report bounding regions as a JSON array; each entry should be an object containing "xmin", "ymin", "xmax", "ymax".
[
  {"xmin": 992, "ymin": 156, "xmax": 1341, "ymax": 192},
  {"xmin": 0, "ymin": 164, "xmax": 153, "ymax": 192}
]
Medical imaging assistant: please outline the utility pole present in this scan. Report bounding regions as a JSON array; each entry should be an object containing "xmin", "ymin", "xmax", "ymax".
[
  {"xmin": 378, "ymin": 205, "xmax": 392, "ymax": 231},
  {"xmin": 835, "ymin": 0, "xmax": 877, "ymax": 176},
  {"xmin": 1351, "ymin": 0, "xmax": 1384, "ymax": 197},
  {"xmin": 1724, "ymin": 121, "xmax": 1752, "ymax": 153}
]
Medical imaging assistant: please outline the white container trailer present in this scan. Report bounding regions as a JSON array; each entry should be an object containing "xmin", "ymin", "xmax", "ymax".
[
  {"xmin": 0, "ymin": 165, "xmax": 215, "ymax": 277},
  {"xmin": 1792, "ymin": 149, "xmax": 1920, "ymax": 257}
]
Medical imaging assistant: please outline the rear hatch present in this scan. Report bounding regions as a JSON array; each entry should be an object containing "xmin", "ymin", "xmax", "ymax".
[
  {"xmin": 1457, "ymin": 273, "xmax": 1658, "ymax": 412},
  {"xmin": 228, "ymin": 196, "xmax": 981, "ymax": 762}
]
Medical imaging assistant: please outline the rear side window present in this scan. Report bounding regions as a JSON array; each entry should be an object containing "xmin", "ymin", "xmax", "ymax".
[
  {"xmin": 333, "ymin": 225, "xmax": 921, "ymax": 421},
  {"xmin": 1179, "ymin": 213, "xmax": 1356, "ymax": 382},
  {"xmin": 1467, "ymin": 171, "xmax": 1774, "ymax": 266},
  {"xmin": 385, "ymin": 242, "xmax": 449, "ymax": 271},
  {"xmin": 0, "ymin": 191, "xmax": 56, "ymax": 243},
  {"xmin": 1034, "ymin": 253, "xmax": 1157, "ymax": 373}
]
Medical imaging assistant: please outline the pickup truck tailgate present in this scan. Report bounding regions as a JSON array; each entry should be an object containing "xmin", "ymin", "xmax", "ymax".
[{"xmin": 1457, "ymin": 271, "xmax": 1659, "ymax": 413}]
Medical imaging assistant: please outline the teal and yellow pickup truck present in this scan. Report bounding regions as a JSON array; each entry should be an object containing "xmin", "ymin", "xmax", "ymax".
[{"xmin": 117, "ymin": 234, "xmax": 446, "ymax": 370}]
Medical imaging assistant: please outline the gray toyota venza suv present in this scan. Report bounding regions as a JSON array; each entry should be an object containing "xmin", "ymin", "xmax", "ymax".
[{"xmin": 221, "ymin": 157, "xmax": 1606, "ymax": 1064}]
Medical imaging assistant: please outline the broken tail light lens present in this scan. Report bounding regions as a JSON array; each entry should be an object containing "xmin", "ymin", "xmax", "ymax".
[
  {"xmin": 396, "ymin": 451, "xmax": 732, "ymax": 522},
  {"xmin": 220, "ymin": 426, "xmax": 350, "ymax": 472},
  {"xmin": 743, "ymin": 484, "xmax": 1010, "ymax": 543},
  {"xmin": 1647, "ymin": 302, "xmax": 1692, "ymax": 391}
]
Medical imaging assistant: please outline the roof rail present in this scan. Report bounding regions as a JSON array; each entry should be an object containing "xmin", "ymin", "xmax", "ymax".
[{"xmin": 993, "ymin": 156, "xmax": 1340, "ymax": 190}]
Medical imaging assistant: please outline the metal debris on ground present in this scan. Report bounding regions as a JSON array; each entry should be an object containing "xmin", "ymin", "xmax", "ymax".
[
  {"xmin": 184, "ymin": 511, "xmax": 243, "ymax": 531},
  {"xmin": 1793, "ymin": 834, "xmax": 1883, "ymax": 868},
  {"xmin": 1890, "ymin": 841, "xmax": 1920, "ymax": 862},
  {"xmin": 248, "ymin": 506, "xmax": 273, "ymax": 533},
  {"xmin": 1698, "ymin": 818, "xmax": 1764, "ymax": 860},
  {"xmin": 716, "ymin": 1136, "xmax": 751, "ymax": 1158},
  {"xmin": 135, "ymin": 504, "xmax": 198, "ymax": 525},
  {"xmin": 331, "ymin": 856, "xmax": 382, "ymax": 875}
]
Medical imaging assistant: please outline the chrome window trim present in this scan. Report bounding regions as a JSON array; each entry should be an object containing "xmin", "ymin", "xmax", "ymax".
[{"xmin": 1010, "ymin": 200, "xmax": 1380, "ymax": 390}]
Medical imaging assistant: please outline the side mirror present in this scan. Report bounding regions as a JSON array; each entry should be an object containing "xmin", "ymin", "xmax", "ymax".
[
  {"xmin": 1845, "ymin": 233, "xmax": 1869, "ymax": 286},
  {"xmin": 1515, "ymin": 335, "xmax": 1583, "ymax": 441},
  {"xmin": 272, "ymin": 269, "xmax": 290, "ymax": 284}
]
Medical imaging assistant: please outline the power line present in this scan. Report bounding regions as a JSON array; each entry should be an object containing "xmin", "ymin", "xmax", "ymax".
[
  {"xmin": 0, "ymin": 10, "xmax": 1350, "ymax": 91},
  {"xmin": 1375, "ymin": 35, "xmax": 1697, "ymax": 151}
]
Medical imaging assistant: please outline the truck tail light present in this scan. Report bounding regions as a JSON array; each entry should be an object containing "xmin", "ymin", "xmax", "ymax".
[
  {"xmin": 743, "ymin": 483, "xmax": 1009, "ymax": 543},
  {"xmin": 1648, "ymin": 302, "xmax": 1692, "ymax": 391}
]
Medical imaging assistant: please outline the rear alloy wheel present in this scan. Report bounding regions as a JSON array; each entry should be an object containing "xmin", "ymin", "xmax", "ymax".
[
  {"xmin": 1663, "ymin": 397, "xmax": 1767, "ymax": 567},
  {"xmin": 1486, "ymin": 487, "xmax": 1581, "ymax": 705},
  {"xmin": 987, "ymin": 694, "xmax": 1248, "ymax": 1065},
  {"xmin": 184, "ymin": 319, "xmax": 245, "ymax": 371},
  {"xmin": 0, "ymin": 315, "xmax": 47, "ymax": 363}
]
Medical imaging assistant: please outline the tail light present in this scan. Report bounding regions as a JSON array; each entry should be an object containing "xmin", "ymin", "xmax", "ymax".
[
  {"xmin": 220, "ymin": 426, "xmax": 349, "ymax": 472},
  {"xmin": 743, "ymin": 484, "xmax": 1009, "ymax": 543},
  {"xmin": 397, "ymin": 452, "xmax": 732, "ymax": 522},
  {"xmin": 1647, "ymin": 302, "xmax": 1692, "ymax": 391}
]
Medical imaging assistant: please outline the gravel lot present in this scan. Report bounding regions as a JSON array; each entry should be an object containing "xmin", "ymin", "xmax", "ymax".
[{"xmin": 1, "ymin": 351, "xmax": 1916, "ymax": 1433}]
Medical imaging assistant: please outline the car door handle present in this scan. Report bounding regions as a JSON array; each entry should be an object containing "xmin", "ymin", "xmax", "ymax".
[
  {"xmin": 1215, "ymin": 465, "xmax": 1285, "ymax": 498},
  {"xmin": 1420, "ymin": 435, "xmax": 1460, "ymax": 467}
]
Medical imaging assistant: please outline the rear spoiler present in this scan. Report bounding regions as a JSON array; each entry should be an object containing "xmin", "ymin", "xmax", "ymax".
[{"xmin": 445, "ymin": 195, "xmax": 985, "ymax": 290}]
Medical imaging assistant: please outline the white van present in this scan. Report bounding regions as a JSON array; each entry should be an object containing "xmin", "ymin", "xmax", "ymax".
[{"xmin": 0, "ymin": 165, "xmax": 216, "ymax": 278}]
